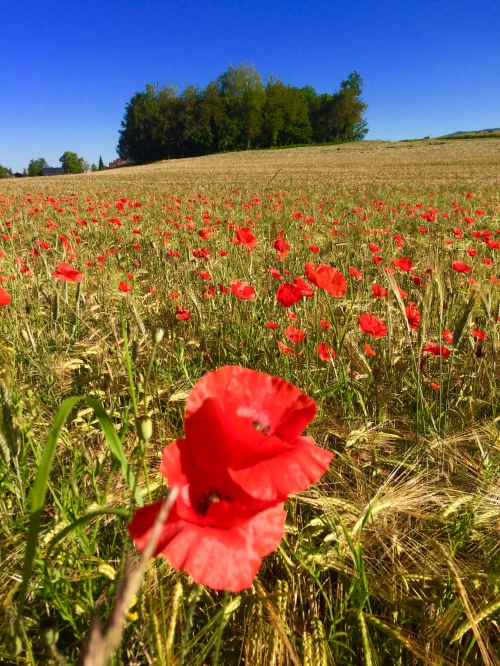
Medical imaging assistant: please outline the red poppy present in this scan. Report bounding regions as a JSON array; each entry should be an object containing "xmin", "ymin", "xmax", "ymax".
[
  {"xmin": 364, "ymin": 343, "xmax": 376, "ymax": 356},
  {"xmin": 431, "ymin": 382, "xmax": 440, "ymax": 391},
  {"xmin": 199, "ymin": 271, "xmax": 212, "ymax": 280},
  {"xmin": 180, "ymin": 366, "xmax": 333, "ymax": 502},
  {"xmin": 278, "ymin": 341, "xmax": 292, "ymax": 354},
  {"xmin": 118, "ymin": 281, "xmax": 132, "ymax": 293},
  {"xmin": 0, "ymin": 287, "xmax": 11, "ymax": 306},
  {"xmin": 349, "ymin": 266, "xmax": 362, "ymax": 281},
  {"xmin": 293, "ymin": 277, "xmax": 314, "ymax": 298},
  {"xmin": 319, "ymin": 319, "xmax": 331, "ymax": 330},
  {"xmin": 273, "ymin": 237, "xmax": 290, "ymax": 254},
  {"xmin": 268, "ymin": 267, "xmax": 283, "ymax": 280},
  {"xmin": 317, "ymin": 342, "xmax": 335, "ymax": 361},
  {"xmin": 372, "ymin": 284, "xmax": 388, "ymax": 298},
  {"xmin": 51, "ymin": 262, "xmax": 83, "ymax": 283},
  {"xmin": 128, "ymin": 442, "xmax": 287, "ymax": 592},
  {"xmin": 421, "ymin": 342, "xmax": 451, "ymax": 358},
  {"xmin": 304, "ymin": 263, "xmax": 347, "ymax": 298},
  {"xmin": 276, "ymin": 283, "xmax": 302, "ymax": 307},
  {"xmin": 369, "ymin": 242, "xmax": 381, "ymax": 252},
  {"xmin": 472, "ymin": 328, "xmax": 486, "ymax": 340},
  {"xmin": 175, "ymin": 305, "xmax": 191, "ymax": 321},
  {"xmin": 405, "ymin": 302, "xmax": 421, "ymax": 330},
  {"xmin": 442, "ymin": 329, "xmax": 453, "ymax": 343},
  {"xmin": 373, "ymin": 255, "xmax": 384, "ymax": 265},
  {"xmin": 358, "ymin": 313, "xmax": 388, "ymax": 338},
  {"xmin": 391, "ymin": 257, "xmax": 413, "ymax": 271},
  {"xmin": 266, "ymin": 321, "xmax": 279, "ymax": 330},
  {"xmin": 452, "ymin": 261, "xmax": 472, "ymax": 273},
  {"xmin": 237, "ymin": 228, "xmax": 257, "ymax": 249},
  {"xmin": 309, "ymin": 244, "xmax": 319, "ymax": 253},
  {"xmin": 285, "ymin": 326, "xmax": 306, "ymax": 344},
  {"xmin": 231, "ymin": 280, "xmax": 255, "ymax": 301}
]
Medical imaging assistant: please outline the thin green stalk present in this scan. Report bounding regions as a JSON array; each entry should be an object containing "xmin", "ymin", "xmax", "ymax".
[
  {"xmin": 179, "ymin": 583, "xmax": 201, "ymax": 666},
  {"xmin": 212, "ymin": 590, "xmax": 229, "ymax": 666}
]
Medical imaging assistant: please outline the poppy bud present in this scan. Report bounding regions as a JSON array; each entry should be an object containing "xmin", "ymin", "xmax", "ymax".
[
  {"xmin": 21, "ymin": 330, "xmax": 29, "ymax": 343},
  {"xmin": 40, "ymin": 618, "xmax": 59, "ymax": 647},
  {"xmin": 136, "ymin": 416, "xmax": 152, "ymax": 442},
  {"xmin": 152, "ymin": 325, "xmax": 164, "ymax": 345},
  {"xmin": 7, "ymin": 634, "xmax": 23, "ymax": 655}
]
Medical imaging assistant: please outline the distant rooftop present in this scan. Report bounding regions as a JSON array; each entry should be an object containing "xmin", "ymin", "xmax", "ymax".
[{"xmin": 42, "ymin": 167, "xmax": 66, "ymax": 176}]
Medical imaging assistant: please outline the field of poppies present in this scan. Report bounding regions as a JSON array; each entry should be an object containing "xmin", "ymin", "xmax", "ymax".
[{"xmin": 1, "ymin": 138, "xmax": 500, "ymax": 665}]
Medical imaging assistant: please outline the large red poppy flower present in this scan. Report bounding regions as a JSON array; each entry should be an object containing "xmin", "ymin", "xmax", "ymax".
[
  {"xmin": 181, "ymin": 366, "xmax": 332, "ymax": 502},
  {"xmin": 51, "ymin": 262, "xmax": 83, "ymax": 283},
  {"xmin": 304, "ymin": 263, "xmax": 347, "ymax": 298},
  {"xmin": 128, "ymin": 441, "xmax": 286, "ymax": 592},
  {"xmin": 358, "ymin": 313, "xmax": 388, "ymax": 337},
  {"xmin": 276, "ymin": 283, "xmax": 302, "ymax": 307},
  {"xmin": 0, "ymin": 287, "xmax": 11, "ymax": 306}
]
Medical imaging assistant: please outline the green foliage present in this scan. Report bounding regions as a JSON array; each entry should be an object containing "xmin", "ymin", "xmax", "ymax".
[
  {"xmin": 59, "ymin": 151, "xmax": 84, "ymax": 174},
  {"xmin": 117, "ymin": 64, "xmax": 368, "ymax": 164},
  {"xmin": 91, "ymin": 163, "xmax": 98, "ymax": 172},
  {"xmin": 98, "ymin": 156, "xmax": 108, "ymax": 170},
  {"xmin": 0, "ymin": 165, "xmax": 10, "ymax": 178},
  {"xmin": 27, "ymin": 157, "xmax": 49, "ymax": 177}
]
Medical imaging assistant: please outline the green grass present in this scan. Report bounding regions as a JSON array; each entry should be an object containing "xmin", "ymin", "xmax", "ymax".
[{"xmin": 1, "ymin": 148, "xmax": 500, "ymax": 664}]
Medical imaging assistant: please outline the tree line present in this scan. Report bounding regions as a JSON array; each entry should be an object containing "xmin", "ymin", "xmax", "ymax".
[
  {"xmin": 117, "ymin": 64, "xmax": 368, "ymax": 164},
  {"xmin": 1, "ymin": 154, "xmax": 109, "ymax": 177}
]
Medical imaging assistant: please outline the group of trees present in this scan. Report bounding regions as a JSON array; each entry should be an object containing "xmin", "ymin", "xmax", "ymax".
[
  {"xmin": 1, "ymin": 154, "xmax": 110, "ymax": 177},
  {"xmin": 117, "ymin": 64, "xmax": 369, "ymax": 164}
]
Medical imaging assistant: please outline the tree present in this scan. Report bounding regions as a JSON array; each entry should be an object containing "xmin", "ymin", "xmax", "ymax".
[
  {"xmin": 59, "ymin": 151, "xmax": 84, "ymax": 174},
  {"xmin": 27, "ymin": 157, "xmax": 48, "ymax": 177},
  {"xmin": 117, "ymin": 83, "xmax": 180, "ymax": 164},
  {"xmin": 0, "ymin": 165, "xmax": 10, "ymax": 179},
  {"xmin": 91, "ymin": 163, "xmax": 98, "ymax": 171},
  {"xmin": 82, "ymin": 160, "xmax": 90, "ymax": 173},
  {"xmin": 98, "ymin": 156, "xmax": 109, "ymax": 170}
]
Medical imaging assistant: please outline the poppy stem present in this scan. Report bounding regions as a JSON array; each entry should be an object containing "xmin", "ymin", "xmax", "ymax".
[
  {"xmin": 178, "ymin": 583, "xmax": 202, "ymax": 666},
  {"xmin": 119, "ymin": 301, "xmax": 139, "ymax": 420},
  {"xmin": 212, "ymin": 589, "xmax": 229, "ymax": 666}
]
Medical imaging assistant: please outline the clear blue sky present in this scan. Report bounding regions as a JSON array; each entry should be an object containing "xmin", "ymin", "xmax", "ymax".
[{"xmin": 2, "ymin": 0, "xmax": 499, "ymax": 172}]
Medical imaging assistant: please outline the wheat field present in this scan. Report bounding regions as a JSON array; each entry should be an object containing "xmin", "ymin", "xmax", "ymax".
[{"xmin": 1, "ymin": 137, "xmax": 500, "ymax": 665}]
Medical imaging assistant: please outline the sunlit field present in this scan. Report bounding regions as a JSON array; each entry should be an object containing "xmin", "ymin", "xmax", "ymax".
[{"xmin": 2, "ymin": 137, "xmax": 500, "ymax": 665}]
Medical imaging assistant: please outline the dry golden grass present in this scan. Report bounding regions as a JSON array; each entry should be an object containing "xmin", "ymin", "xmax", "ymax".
[{"xmin": 75, "ymin": 137, "xmax": 500, "ymax": 187}]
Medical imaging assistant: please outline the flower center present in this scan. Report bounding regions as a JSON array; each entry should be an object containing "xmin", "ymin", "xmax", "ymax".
[
  {"xmin": 252, "ymin": 420, "xmax": 270, "ymax": 436},
  {"xmin": 198, "ymin": 488, "xmax": 229, "ymax": 516}
]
